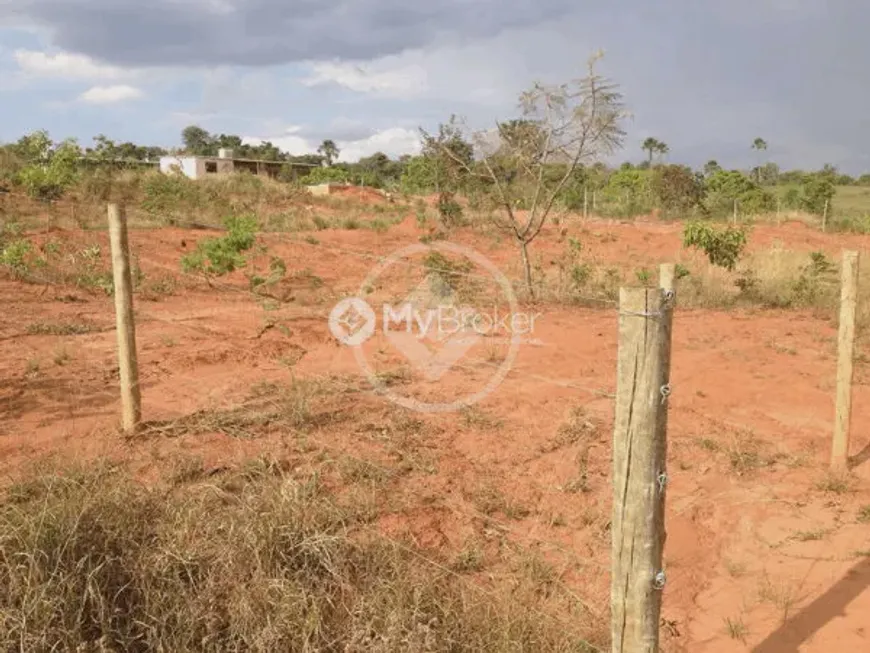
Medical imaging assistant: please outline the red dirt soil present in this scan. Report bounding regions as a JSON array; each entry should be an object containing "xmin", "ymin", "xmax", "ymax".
[{"xmin": 1, "ymin": 213, "xmax": 869, "ymax": 652}]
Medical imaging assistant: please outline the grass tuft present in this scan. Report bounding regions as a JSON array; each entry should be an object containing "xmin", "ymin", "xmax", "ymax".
[{"xmin": 0, "ymin": 461, "xmax": 603, "ymax": 652}]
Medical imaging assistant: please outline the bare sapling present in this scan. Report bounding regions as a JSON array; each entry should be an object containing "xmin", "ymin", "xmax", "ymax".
[{"xmin": 424, "ymin": 50, "xmax": 628, "ymax": 298}]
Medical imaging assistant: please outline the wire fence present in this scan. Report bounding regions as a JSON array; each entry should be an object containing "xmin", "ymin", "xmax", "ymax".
[{"xmin": 1, "ymin": 200, "xmax": 869, "ymax": 652}]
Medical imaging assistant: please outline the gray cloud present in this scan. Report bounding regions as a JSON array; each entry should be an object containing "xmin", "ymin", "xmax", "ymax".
[
  {"xmin": 1, "ymin": 0, "xmax": 576, "ymax": 67},
  {"xmin": 5, "ymin": 0, "xmax": 870, "ymax": 171}
]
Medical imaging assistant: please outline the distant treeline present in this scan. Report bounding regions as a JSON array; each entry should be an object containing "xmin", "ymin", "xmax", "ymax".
[{"xmin": 0, "ymin": 125, "xmax": 855, "ymax": 221}]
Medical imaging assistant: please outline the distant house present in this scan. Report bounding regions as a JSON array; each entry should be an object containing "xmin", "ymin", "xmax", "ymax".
[{"xmin": 158, "ymin": 148, "xmax": 318, "ymax": 181}]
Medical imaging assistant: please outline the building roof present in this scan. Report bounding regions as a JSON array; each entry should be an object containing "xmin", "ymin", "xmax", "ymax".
[{"xmin": 161, "ymin": 154, "xmax": 321, "ymax": 167}]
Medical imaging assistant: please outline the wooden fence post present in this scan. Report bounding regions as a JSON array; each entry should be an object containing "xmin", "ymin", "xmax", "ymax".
[
  {"xmin": 659, "ymin": 263, "xmax": 675, "ymax": 294},
  {"xmin": 612, "ymin": 286, "xmax": 674, "ymax": 653},
  {"xmin": 584, "ymin": 186, "xmax": 589, "ymax": 219},
  {"xmin": 107, "ymin": 203, "xmax": 142, "ymax": 434},
  {"xmin": 822, "ymin": 199, "xmax": 829, "ymax": 232},
  {"xmin": 831, "ymin": 250, "xmax": 859, "ymax": 471}
]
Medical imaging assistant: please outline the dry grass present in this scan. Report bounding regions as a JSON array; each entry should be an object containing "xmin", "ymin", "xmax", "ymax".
[
  {"xmin": 0, "ymin": 459, "xmax": 605, "ymax": 653},
  {"xmin": 674, "ymin": 246, "xmax": 841, "ymax": 313},
  {"xmin": 724, "ymin": 615, "xmax": 749, "ymax": 642},
  {"xmin": 25, "ymin": 321, "xmax": 102, "ymax": 336}
]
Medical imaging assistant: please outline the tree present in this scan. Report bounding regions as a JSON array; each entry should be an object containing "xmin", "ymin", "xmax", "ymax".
[
  {"xmin": 419, "ymin": 115, "xmax": 475, "ymax": 193},
  {"xmin": 650, "ymin": 164, "xmax": 704, "ymax": 214},
  {"xmin": 655, "ymin": 140, "xmax": 669, "ymax": 161},
  {"xmin": 181, "ymin": 125, "xmax": 214, "ymax": 155},
  {"xmin": 704, "ymin": 169, "xmax": 775, "ymax": 217},
  {"xmin": 751, "ymin": 137, "xmax": 768, "ymax": 184},
  {"xmin": 641, "ymin": 137, "xmax": 668, "ymax": 164},
  {"xmin": 703, "ymin": 160, "xmax": 722, "ymax": 177},
  {"xmin": 13, "ymin": 131, "xmax": 81, "ymax": 201},
  {"xmin": 425, "ymin": 51, "xmax": 627, "ymax": 296},
  {"xmin": 317, "ymin": 139, "xmax": 339, "ymax": 166},
  {"xmin": 642, "ymin": 137, "xmax": 659, "ymax": 164},
  {"xmin": 757, "ymin": 162, "xmax": 780, "ymax": 186},
  {"xmin": 799, "ymin": 175, "xmax": 836, "ymax": 216}
]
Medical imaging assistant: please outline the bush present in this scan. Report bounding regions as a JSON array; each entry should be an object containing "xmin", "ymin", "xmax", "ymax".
[
  {"xmin": 600, "ymin": 167, "xmax": 653, "ymax": 217},
  {"xmin": 141, "ymin": 171, "xmax": 201, "ymax": 224},
  {"xmin": 649, "ymin": 164, "xmax": 705, "ymax": 215},
  {"xmin": 683, "ymin": 220, "xmax": 748, "ymax": 271},
  {"xmin": 792, "ymin": 251, "xmax": 837, "ymax": 305},
  {"xmin": 436, "ymin": 191, "xmax": 464, "ymax": 227},
  {"xmin": 703, "ymin": 170, "xmax": 775, "ymax": 217},
  {"xmin": 181, "ymin": 214, "xmax": 258, "ymax": 276},
  {"xmin": 302, "ymin": 166, "xmax": 350, "ymax": 185},
  {"xmin": 15, "ymin": 140, "xmax": 80, "ymax": 202},
  {"xmin": 799, "ymin": 176, "xmax": 835, "ymax": 216},
  {"xmin": 0, "ymin": 145, "xmax": 24, "ymax": 183},
  {"xmin": 0, "ymin": 239, "xmax": 38, "ymax": 277}
]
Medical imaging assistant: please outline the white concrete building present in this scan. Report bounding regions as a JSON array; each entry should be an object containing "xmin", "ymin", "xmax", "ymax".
[{"xmin": 158, "ymin": 148, "xmax": 318, "ymax": 180}]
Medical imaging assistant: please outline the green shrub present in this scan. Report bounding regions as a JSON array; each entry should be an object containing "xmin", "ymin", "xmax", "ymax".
[
  {"xmin": 303, "ymin": 166, "xmax": 350, "ymax": 185},
  {"xmin": 792, "ymin": 251, "xmax": 837, "ymax": 305},
  {"xmin": 437, "ymin": 191, "xmax": 464, "ymax": 227},
  {"xmin": 703, "ymin": 170, "xmax": 775, "ymax": 217},
  {"xmin": 799, "ymin": 176, "xmax": 836, "ymax": 216},
  {"xmin": 15, "ymin": 138, "xmax": 80, "ymax": 202},
  {"xmin": 181, "ymin": 214, "xmax": 258, "ymax": 276},
  {"xmin": 683, "ymin": 220, "xmax": 748, "ymax": 271},
  {"xmin": 601, "ymin": 167, "xmax": 653, "ymax": 217},
  {"xmin": 141, "ymin": 172, "xmax": 201, "ymax": 224},
  {"xmin": 0, "ymin": 239, "xmax": 37, "ymax": 277}
]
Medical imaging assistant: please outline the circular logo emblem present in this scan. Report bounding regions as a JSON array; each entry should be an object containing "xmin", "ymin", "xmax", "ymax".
[{"xmin": 330, "ymin": 241, "xmax": 524, "ymax": 414}]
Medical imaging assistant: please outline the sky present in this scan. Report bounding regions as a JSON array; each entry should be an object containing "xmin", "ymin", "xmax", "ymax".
[{"xmin": 1, "ymin": 0, "xmax": 868, "ymax": 172}]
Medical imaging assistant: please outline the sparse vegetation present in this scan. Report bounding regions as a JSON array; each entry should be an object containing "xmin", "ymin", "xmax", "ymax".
[
  {"xmin": 0, "ymin": 461, "xmax": 602, "ymax": 652},
  {"xmin": 724, "ymin": 616, "xmax": 749, "ymax": 642},
  {"xmin": 181, "ymin": 213, "xmax": 258, "ymax": 276},
  {"xmin": 4, "ymin": 43, "xmax": 870, "ymax": 653},
  {"xmin": 815, "ymin": 472, "xmax": 854, "ymax": 494}
]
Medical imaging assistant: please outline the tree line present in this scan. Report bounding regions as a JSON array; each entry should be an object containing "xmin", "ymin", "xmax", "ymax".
[{"xmin": 0, "ymin": 50, "xmax": 863, "ymax": 297}]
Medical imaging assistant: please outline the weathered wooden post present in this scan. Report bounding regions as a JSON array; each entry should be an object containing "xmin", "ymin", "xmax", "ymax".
[
  {"xmin": 612, "ymin": 284, "xmax": 674, "ymax": 653},
  {"xmin": 107, "ymin": 203, "xmax": 142, "ymax": 434},
  {"xmin": 831, "ymin": 250, "xmax": 859, "ymax": 471}
]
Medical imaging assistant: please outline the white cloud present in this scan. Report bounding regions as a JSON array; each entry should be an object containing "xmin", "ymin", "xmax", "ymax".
[
  {"xmin": 14, "ymin": 49, "xmax": 126, "ymax": 79},
  {"xmin": 242, "ymin": 126, "xmax": 315, "ymax": 156},
  {"xmin": 79, "ymin": 84, "xmax": 144, "ymax": 103},
  {"xmin": 301, "ymin": 59, "xmax": 428, "ymax": 98},
  {"xmin": 336, "ymin": 127, "xmax": 421, "ymax": 161},
  {"xmin": 242, "ymin": 126, "xmax": 421, "ymax": 161}
]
